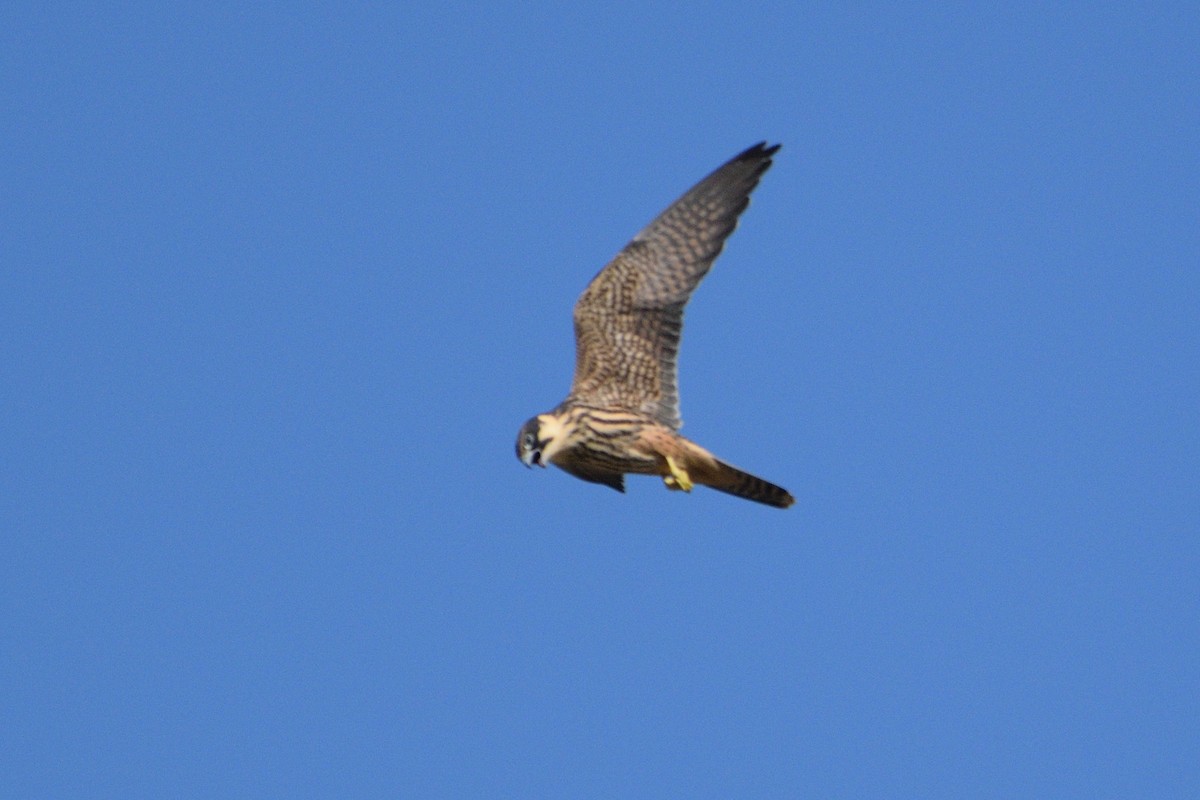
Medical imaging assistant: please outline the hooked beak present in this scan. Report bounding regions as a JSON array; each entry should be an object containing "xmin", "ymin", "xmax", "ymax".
[{"xmin": 520, "ymin": 449, "xmax": 544, "ymax": 468}]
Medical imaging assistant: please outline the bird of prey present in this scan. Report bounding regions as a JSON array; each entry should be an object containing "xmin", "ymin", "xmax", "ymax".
[{"xmin": 515, "ymin": 142, "xmax": 794, "ymax": 508}]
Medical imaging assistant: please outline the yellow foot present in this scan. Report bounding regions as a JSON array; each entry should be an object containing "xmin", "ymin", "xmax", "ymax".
[{"xmin": 663, "ymin": 456, "xmax": 694, "ymax": 493}]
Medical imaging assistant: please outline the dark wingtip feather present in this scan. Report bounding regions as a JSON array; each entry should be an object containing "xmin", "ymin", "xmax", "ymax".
[{"xmin": 734, "ymin": 141, "xmax": 782, "ymax": 162}]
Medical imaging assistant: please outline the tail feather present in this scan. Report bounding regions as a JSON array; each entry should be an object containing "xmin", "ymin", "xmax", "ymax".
[{"xmin": 704, "ymin": 460, "xmax": 795, "ymax": 509}]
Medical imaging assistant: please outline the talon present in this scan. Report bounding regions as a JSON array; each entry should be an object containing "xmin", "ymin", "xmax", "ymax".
[{"xmin": 664, "ymin": 456, "xmax": 694, "ymax": 492}]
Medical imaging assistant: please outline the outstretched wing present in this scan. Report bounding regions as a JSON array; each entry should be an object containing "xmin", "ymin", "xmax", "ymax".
[{"xmin": 567, "ymin": 142, "xmax": 780, "ymax": 430}]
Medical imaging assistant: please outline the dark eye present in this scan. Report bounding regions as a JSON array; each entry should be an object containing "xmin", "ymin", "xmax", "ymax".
[{"xmin": 523, "ymin": 433, "xmax": 535, "ymax": 448}]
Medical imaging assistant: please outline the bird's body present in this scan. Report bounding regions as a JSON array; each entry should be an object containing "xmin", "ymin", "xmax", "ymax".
[{"xmin": 516, "ymin": 143, "xmax": 794, "ymax": 509}]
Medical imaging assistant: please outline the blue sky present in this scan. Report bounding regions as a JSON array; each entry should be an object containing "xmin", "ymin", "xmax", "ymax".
[{"xmin": 3, "ymin": 3, "xmax": 1197, "ymax": 796}]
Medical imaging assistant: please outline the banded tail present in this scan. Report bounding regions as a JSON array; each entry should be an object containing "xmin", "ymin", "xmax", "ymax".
[{"xmin": 705, "ymin": 459, "xmax": 795, "ymax": 509}]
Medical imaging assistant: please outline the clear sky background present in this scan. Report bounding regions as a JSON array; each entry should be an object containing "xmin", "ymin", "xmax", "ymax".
[{"xmin": 3, "ymin": 3, "xmax": 1197, "ymax": 797}]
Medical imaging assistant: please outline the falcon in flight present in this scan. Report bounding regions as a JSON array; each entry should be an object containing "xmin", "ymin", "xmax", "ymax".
[{"xmin": 515, "ymin": 142, "xmax": 794, "ymax": 508}]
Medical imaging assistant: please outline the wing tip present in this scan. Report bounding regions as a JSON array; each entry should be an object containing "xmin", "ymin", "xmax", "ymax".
[{"xmin": 739, "ymin": 141, "xmax": 782, "ymax": 162}]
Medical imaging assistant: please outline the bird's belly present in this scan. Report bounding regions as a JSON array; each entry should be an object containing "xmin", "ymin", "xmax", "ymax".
[{"xmin": 555, "ymin": 441, "xmax": 660, "ymax": 476}]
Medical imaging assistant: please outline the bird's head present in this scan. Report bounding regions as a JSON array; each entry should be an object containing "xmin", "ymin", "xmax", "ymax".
[
  {"xmin": 516, "ymin": 416, "xmax": 548, "ymax": 468},
  {"xmin": 517, "ymin": 412, "xmax": 572, "ymax": 468}
]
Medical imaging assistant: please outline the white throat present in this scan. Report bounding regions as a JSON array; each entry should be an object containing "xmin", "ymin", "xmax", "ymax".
[{"xmin": 537, "ymin": 413, "xmax": 572, "ymax": 464}]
